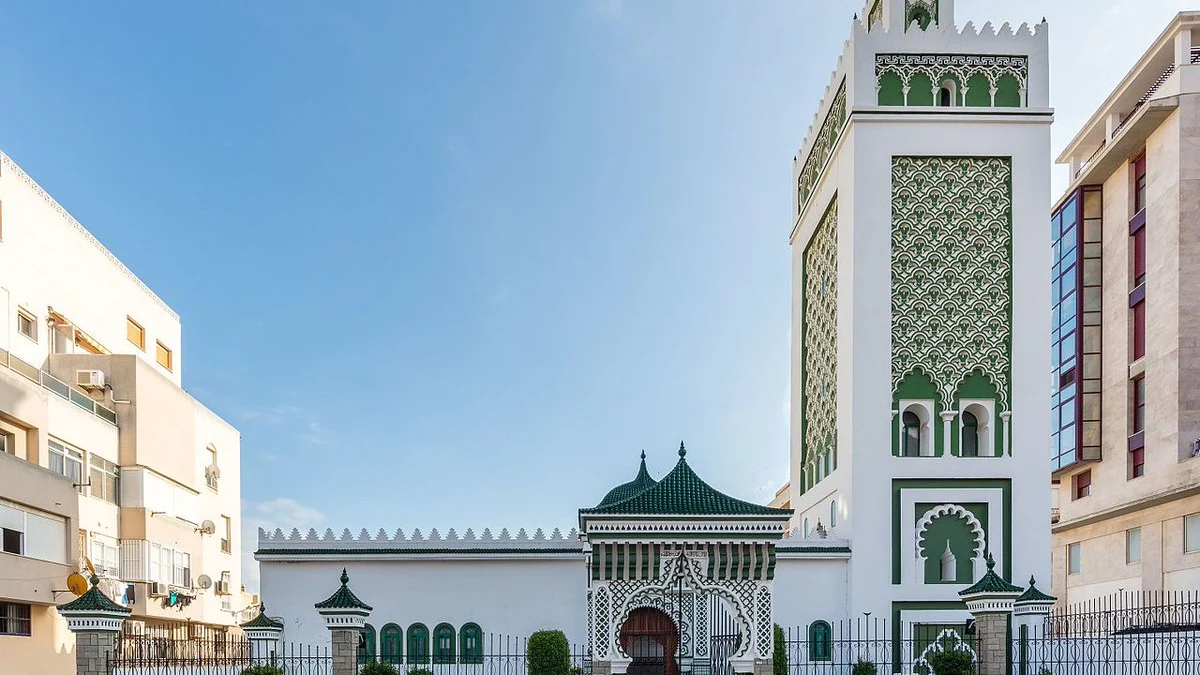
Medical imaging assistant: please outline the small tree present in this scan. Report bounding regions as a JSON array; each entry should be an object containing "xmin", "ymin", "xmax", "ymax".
[
  {"xmin": 772, "ymin": 625, "xmax": 787, "ymax": 675},
  {"xmin": 926, "ymin": 647, "xmax": 974, "ymax": 675},
  {"xmin": 528, "ymin": 630, "xmax": 572, "ymax": 675},
  {"xmin": 361, "ymin": 662, "xmax": 399, "ymax": 675},
  {"xmin": 851, "ymin": 659, "xmax": 877, "ymax": 675}
]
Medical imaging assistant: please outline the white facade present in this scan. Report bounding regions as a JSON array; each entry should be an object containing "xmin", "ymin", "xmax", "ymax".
[
  {"xmin": 0, "ymin": 149, "xmax": 246, "ymax": 673},
  {"xmin": 786, "ymin": 0, "xmax": 1052, "ymax": 631}
]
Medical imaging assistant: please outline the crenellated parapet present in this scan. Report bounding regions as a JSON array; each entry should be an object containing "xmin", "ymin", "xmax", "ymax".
[{"xmin": 255, "ymin": 525, "xmax": 583, "ymax": 557}]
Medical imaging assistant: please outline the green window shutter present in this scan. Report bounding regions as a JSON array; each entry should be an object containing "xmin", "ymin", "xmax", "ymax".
[{"xmin": 408, "ymin": 623, "xmax": 430, "ymax": 664}]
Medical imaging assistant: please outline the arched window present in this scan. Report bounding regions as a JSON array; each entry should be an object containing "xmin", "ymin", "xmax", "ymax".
[
  {"xmin": 381, "ymin": 624, "xmax": 403, "ymax": 666},
  {"xmin": 809, "ymin": 620, "xmax": 832, "ymax": 661},
  {"xmin": 460, "ymin": 623, "xmax": 484, "ymax": 664},
  {"xmin": 903, "ymin": 411, "xmax": 922, "ymax": 457},
  {"xmin": 961, "ymin": 411, "xmax": 980, "ymax": 457},
  {"xmin": 803, "ymin": 518, "xmax": 810, "ymax": 537},
  {"xmin": 940, "ymin": 541, "xmax": 958, "ymax": 582},
  {"xmin": 408, "ymin": 623, "xmax": 430, "ymax": 664},
  {"xmin": 829, "ymin": 500, "xmax": 837, "ymax": 529},
  {"xmin": 433, "ymin": 623, "xmax": 456, "ymax": 664},
  {"xmin": 359, "ymin": 623, "xmax": 377, "ymax": 663}
]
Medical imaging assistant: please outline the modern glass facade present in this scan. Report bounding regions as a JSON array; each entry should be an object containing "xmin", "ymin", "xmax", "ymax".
[{"xmin": 1051, "ymin": 187, "xmax": 1103, "ymax": 472}]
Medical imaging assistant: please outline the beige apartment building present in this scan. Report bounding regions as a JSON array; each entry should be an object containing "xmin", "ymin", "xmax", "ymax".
[
  {"xmin": 0, "ymin": 152, "xmax": 247, "ymax": 674},
  {"xmin": 1050, "ymin": 12, "xmax": 1200, "ymax": 605}
]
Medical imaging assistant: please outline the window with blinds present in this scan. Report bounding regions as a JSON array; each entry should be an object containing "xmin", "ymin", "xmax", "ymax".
[
  {"xmin": 0, "ymin": 500, "xmax": 67, "ymax": 563},
  {"xmin": 126, "ymin": 317, "xmax": 145, "ymax": 350},
  {"xmin": 155, "ymin": 341, "xmax": 173, "ymax": 371}
]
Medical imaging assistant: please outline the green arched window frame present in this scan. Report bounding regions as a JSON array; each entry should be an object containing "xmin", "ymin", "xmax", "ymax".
[
  {"xmin": 433, "ymin": 623, "xmax": 456, "ymax": 664},
  {"xmin": 461, "ymin": 623, "xmax": 484, "ymax": 664},
  {"xmin": 359, "ymin": 623, "xmax": 377, "ymax": 663},
  {"xmin": 408, "ymin": 623, "xmax": 430, "ymax": 664},
  {"xmin": 962, "ymin": 411, "xmax": 980, "ymax": 457},
  {"xmin": 381, "ymin": 623, "xmax": 403, "ymax": 666},
  {"xmin": 809, "ymin": 620, "xmax": 832, "ymax": 662}
]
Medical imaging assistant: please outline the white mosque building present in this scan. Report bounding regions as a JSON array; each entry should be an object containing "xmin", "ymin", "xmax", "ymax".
[{"xmin": 253, "ymin": 1, "xmax": 1053, "ymax": 672}]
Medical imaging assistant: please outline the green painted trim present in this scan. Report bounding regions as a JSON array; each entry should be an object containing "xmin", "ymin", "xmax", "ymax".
[
  {"xmin": 775, "ymin": 546, "xmax": 852, "ymax": 554},
  {"xmin": 381, "ymin": 623, "xmax": 403, "ymax": 662},
  {"xmin": 407, "ymin": 622, "xmax": 430, "ymax": 665},
  {"xmin": 890, "ymin": 479, "xmax": 1012, "ymax": 585}
]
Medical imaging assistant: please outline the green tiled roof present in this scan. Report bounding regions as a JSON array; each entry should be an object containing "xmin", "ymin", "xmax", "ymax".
[
  {"xmin": 596, "ymin": 452, "xmax": 658, "ymax": 507},
  {"xmin": 240, "ymin": 605, "xmax": 284, "ymax": 629},
  {"xmin": 582, "ymin": 443, "xmax": 792, "ymax": 517},
  {"xmin": 959, "ymin": 554, "xmax": 1023, "ymax": 596},
  {"xmin": 1016, "ymin": 576, "xmax": 1057, "ymax": 604},
  {"xmin": 58, "ymin": 576, "xmax": 131, "ymax": 615},
  {"xmin": 314, "ymin": 569, "xmax": 373, "ymax": 611}
]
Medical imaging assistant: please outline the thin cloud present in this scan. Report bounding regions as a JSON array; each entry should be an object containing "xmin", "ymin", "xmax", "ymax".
[{"xmin": 240, "ymin": 498, "xmax": 327, "ymax": 593}]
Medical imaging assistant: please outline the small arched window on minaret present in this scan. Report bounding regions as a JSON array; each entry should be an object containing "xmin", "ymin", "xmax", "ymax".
[
  {"xmin": 940, "ymin": 540, "xmax": 958, "ymax": 582},
  {"xmin": 938, "ymin": 80, "xmax": 956, "ymax": 107},
  {"xmin": 902, "ymin": 411, "xmax": 922, "ymax": 457}
]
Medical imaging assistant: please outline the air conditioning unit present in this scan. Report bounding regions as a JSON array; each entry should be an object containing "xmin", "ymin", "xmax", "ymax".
[
  {"xmin": 215, "ymin": 580, "xmax": 230, "ymax": 595},
  {"xmin": 149, "ymin": 582, "xmax": 168, "ymax": 597},
  {"xmin": 76, "ymin": 370, "xmax": 106, "ymax": 391}
]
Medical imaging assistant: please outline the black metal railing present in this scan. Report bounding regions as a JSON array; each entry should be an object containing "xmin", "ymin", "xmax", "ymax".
[
  {"xmin": 360, "ymin": 633, "xmax": 592, "ymax": 675},
  {"xmin": 779, "ymin": 619, "xmax": 978, "ymax": 675},
  {"xmin": 110, "ymin": 638, "xmax": 332, "ymax": 674},
  {"xmin": 1015, "ymin": 623, "xmax": 1200, "ymax": 675},
  {"xmin": 1047, "ymin": 590, "xmax": 1200, "ymax": 637}
]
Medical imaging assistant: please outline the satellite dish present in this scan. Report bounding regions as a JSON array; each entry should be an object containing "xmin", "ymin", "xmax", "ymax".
[
  {"xmin": 66, "ymin": 572, "xmax": 89, "ymax": 596},
  {"xmin": 196, "ymin": 574, "xmax": 213, "ymax": 590},
  {"xmin": 83, "ymin": 556, "xmax": 96, "ymax": 576},
  {"xmin": 199, "ymin": 520, "xmax": 216, "ymax": 535}
]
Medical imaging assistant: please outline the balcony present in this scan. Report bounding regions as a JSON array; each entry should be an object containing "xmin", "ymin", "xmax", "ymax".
[{"xmin": 0, "ymin": 347, "xmax": 117, "ymax": 425}]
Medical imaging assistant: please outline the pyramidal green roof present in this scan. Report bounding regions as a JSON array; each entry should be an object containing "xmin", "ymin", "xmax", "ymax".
[
  {"xmin": 596, "ymin": 452, "xmax": 658, "ymax": 507},
  {"xmin": 582, "ymin": 443, "xmax": 792, "ymax": 517},
  {"xmin": 314, "ymin": 569, "xmax": 373, "ymax": 611},
  {"xmin": 240, "ymin": 604, "xmax": 284, "ymax": 629},
  {"xmin": 959, "ymin": 554, "xmax": 1023, "ymax": 596},
  {"xmin": 1016, "ymin": 576, "xmax": 1057, "ymax": 604},
  {"xmin": 58, "ymin": 576, "xmax": 131, "ymax": 615}
]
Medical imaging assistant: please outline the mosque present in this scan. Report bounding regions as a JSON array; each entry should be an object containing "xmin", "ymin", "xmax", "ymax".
[{"xmin": 254, "ymin": 1, "xmax": 1053, "ymax": 672}]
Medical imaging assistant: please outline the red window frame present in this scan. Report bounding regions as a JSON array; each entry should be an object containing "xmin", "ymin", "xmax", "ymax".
[
  {"xmin": 1134, "ymin": 154, "xmax": 1147, "ymax": 214},
  {"xmin": 1075, "ymin": 469, "xmax": 1092, "ymax": 500},
  {"xmin": 1132, "ymin": 300, "xmax": 1146, "ymax": 360},
  {"xmin": 1132, "ymin": 226, "xmax": 1146, "ymax": 287},
  {"xmin": 1132, "ymin": 377, "xmax": 1146, "ymax": 433},
  {"xmin": 1130, "ymin": 446, "xmax": 1145, "ymax": 479}
]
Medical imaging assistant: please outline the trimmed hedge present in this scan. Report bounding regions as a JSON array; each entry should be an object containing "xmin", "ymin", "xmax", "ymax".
[
  {"xmin": 239, "ymin": 667, "xmax": 285, "ymax": 675},
  {"xmin": 927, "ymin": 648, "xmax": 974, "ymax": 675},
  {"xmin": 528, "ymin": 630, "xmax": 571, "ymax": 675},
  {"xmin": 772, "ymin": 625, "xmax": 787, "ymax": 675},
  {"xmin": 851, "ymin": 660, "xmax": 877, "ymax": 675},
  {"xmin": 360, "ymin": 662, "xmax": 399, "ymax": 675}
]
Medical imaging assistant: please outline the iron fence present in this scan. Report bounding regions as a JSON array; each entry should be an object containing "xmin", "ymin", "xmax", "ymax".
[
  {"xmin": 109, "ymin": 637, "xmax": 331, "ymax": 675},
  {"xmin": 780, "ymin": 619, "xmax": 978, "ymax": 675},
  {"xmin": 1046, "ymin": 590, "xmax": 1200, "ymax": 637},
  {"xmin": 1014, "ymin": 624, "xmax": 1200, "ymax": 675},
  {"xmin": 361, "ymin": 633, "xmax": 592, "ymax": 675}
]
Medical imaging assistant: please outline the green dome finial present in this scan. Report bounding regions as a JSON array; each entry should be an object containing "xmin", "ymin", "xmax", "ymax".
[
  {"xmin": 640, "ymin": 449, "xmax": 646, "ymax": 460},
  {"xmin": 340, "ymin": 568, "xmax": 349, "ymax": 586},
  {"xmin": 678, "ymin": 441, "xmax": 686, "ymax": 458}
]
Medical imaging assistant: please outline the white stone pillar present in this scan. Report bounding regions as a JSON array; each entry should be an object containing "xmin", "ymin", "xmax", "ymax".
[
  {"xmin": 57, "ymin": 574, "xmax": 132, "ymax": 675},
  {"xmin": 315, "ymin": 569, "xmax": 374, "ymax": 675}
]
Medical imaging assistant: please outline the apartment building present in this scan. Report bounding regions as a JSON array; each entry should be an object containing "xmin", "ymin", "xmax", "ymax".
[
  {"xmin": 0, "ymin": 151, "xmax": 245, "ymax": 673},
  {"xmin": 1050, "ymin": 12, "xmax": 1200, "ymax": 604}
]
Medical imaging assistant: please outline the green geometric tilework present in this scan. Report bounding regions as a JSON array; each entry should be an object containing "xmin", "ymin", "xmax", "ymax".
[
  {"xmin": 891, "ymin": 157, "xmax": 1012, "ymax": 410},
  {"xmin": 802, "ymin": 198, "xmax": 838, "ymax": 466}
]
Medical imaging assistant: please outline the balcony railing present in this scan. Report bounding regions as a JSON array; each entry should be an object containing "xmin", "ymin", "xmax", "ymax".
[{"xmin": 0, "ymin": 348, "xmax": 117, "ymax": 425}]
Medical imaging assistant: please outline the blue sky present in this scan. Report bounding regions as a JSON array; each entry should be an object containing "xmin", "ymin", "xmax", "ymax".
[{"xmin": 0, "ymin": 0, "xmax": 1184, "ymax": 588}]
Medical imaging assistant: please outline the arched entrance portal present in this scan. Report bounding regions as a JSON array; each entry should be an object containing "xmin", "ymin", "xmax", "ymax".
[{"xmin": 619, "ymin": 607, "xmax": 679, "ymax": 675}]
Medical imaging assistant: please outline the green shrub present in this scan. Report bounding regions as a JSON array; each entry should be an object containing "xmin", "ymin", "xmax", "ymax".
[
  {"xmin": 407, "ymin": 669, "xmax": 435, "ymax": 675},
  {"xmin": 926, "ymin": 648, "xmax": 974, "ymax": 675},
  {"xmin": 851, "ymin": 659, "xmax": 877, "ymax": 675},
  {"xmin": 528, "ymin": 630, "xmax": 571, "ymax": 675},
  {"xmin": 361, "ymin": 662, "xmax": 399, "ymax": 675},
  {"xmin": 240, "ymin": 667, "xmax": 285, "ymax": 675},
  {"xmin": 772, "ymin": 625, "xmax": 787, "ymax": 675}
]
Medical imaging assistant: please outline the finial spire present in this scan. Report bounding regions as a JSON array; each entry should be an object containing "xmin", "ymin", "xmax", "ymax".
[
  {"xmin": 640, "ymin": 449, "xmax": 646, "ymax": 460},
  {"xmin": 340, "ymin": 568, "xmax": 349, "ymax": 586},
  {"xmin": 678, "ymin": 441, "xmax": 686, "ymax": 458}
]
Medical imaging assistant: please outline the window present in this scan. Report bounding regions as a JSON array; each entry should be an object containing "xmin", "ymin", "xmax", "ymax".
[
  {"xmin": 0, "ymin": 431, "xmax": 13, "ymax": 456},
  {"xmin": 126, "ymin": 317, "xmax": 145, "ymax": 350},
  {"xmin": 1132, "ymin": 295, "xmax": 1146, "ymax": 361},
  {"xmin": 359, "ymin": 624, "xmax": 376, "ymax": 662},
  {"xmin": 1129, "ymin": 377, "xmax": 1146, "ymax": 479},
  {"xmin": 16, "ymin": 309, "xmax": 36, "ymax": 342},
  {"xmin": 155, "ymin": 341, "xmax": 173, "ymax": 371},
  {"xmin": 902, "ymin": 411, "xmax": 922, "ymax": 457},
  {"xmin": 808, "ymin": 621, "xmax": 832, "ymax": 662},
  {"xmin": 2, "ymin": 527, "xmax": 22, "ymax": 555},
  {"xmin": 1186, "ymin": 514, "xmax": 1200, "ymax": 554},
  {"xmin": 1134, "ymin": 154, "xmax": 1147, "ymax": 214},
  {"xmin": 221, "ymin": 515, "xmax": 231, "ymax": 554},
  {"xmin": 433, "ymin": 623, "xmax": 456, "ymax": 664},
  {"xmin": 1132, "ymin": 377, "xmax": 1146, "ymax": 433},
  {"xmin": 173, "ymin": 550, "xmax": 191, "ymax": 587},
  {"xmin": 1132, "ymin": 226, "xmax": 1146, "ymax": 287},
  {"xmin": 48, "ymin": 440, "xmax": 84, "ymax": 491},
  {"xmin": 381, "ymin": 624, "xmax": 403, "ymax": 666},
  {"xmin": 0, "ymin": 602, "xmax": 31, "ymax": 636},
  {"xmin": 1130, "ymin": 445, "xmax": 1145, "ymax": 480},
  {"xmin": 460, "ymin": 623, "xmax": 483, "ymax": 664},
  {"xmin": 89, "ymin": 456, "xmax": 119, "ymax": 504},
  {"xmin": 1127, "ymin": 528, "xmax": 1142, "ymax": 564},
  {"xmin": 90, "ymin": 534, "xmax": 120, "ymax": 577},
  {"xmin": 829, "ymin": 500, "xmax": 837, "ymax": 529},
  {"xmin": 803, "ymin": 518, "xmax": 810, "ymax": 538},
  {"xmin": 1068, "ymin": 542, "xmax": 1081, "ymax": 575},
  {"xmin": 206, "ymin": 446, "xmax": 219, "ymax": 491},
  {"xmin": 961, "ymin": 411, "xmax": 979, "ymax": 457},
  {"xmin": 1074, "ymin": 470, "xmax": 1092, "ymax": 500},
  {"xmin": 408, "ymin": 623, "xmax": 430, "ymax": 664}
]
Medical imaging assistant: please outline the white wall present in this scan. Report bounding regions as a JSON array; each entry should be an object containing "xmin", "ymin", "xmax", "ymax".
[
  {"xmin": 771, "ymin": 556, "xmax": 850, "ymax": 629},
  {"xmin": 259, "ymin": 557, "xmax": 589, "ymax": 650}
]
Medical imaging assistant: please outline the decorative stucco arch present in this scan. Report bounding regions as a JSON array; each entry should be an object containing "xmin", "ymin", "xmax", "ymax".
[{"xmin": 915, "ymin": 503, "xmax": 987, "ymax": 582}]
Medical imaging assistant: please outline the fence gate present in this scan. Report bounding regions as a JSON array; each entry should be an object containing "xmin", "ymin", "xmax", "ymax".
[{"xmin": 702, "ymin": 595, "xmax": 740, "ymax": 675}]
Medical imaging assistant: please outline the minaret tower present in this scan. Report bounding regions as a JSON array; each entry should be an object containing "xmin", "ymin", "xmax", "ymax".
[{"xmin": 787, "ymin": 0, "xmax": 1051, "ymax": 639}]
